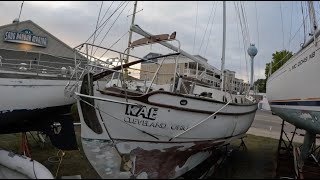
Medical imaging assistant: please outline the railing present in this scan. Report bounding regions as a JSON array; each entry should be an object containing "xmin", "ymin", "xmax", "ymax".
[{"xmin": 0, "ymin": 48, "xmax": 86, "ymax": 79}]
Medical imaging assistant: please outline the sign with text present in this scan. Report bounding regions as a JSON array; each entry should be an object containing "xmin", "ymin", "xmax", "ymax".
[{"xmin": 4, "ymin": 29, "xmax": 47, "ymax": 47}]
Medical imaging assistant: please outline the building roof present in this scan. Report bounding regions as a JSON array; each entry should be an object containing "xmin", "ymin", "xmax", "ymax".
[
  {"xmin": 0, "ymin": 20, "xmax": 74, "ymax": 51},
  {"xmin": 142, "ymin": 52, "xmax": 163, "ymax": 64},
  {"xmin": 0, "ymin": 20, "xmax": 86, "ymax": 60}
]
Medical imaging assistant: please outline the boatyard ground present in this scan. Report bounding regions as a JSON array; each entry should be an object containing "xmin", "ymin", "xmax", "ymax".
[{"xmin": 0, "ymin": 110, "xmax": 303, "ymax": 179}]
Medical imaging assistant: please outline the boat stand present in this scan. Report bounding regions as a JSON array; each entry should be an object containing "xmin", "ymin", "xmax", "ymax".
[
  {"xmin": 293, "ymin": 135, "xmax": 320, "ymax": 179},
  {"xmin": 178, "ymin": 143, "xmax": 232, "ymax": 179},
  {"xmin": 238, "ymin": 135, "xmax": 248, "ymax": 151},
  {"xmin": 273, "ymin": 119, "xmax": 297, "ymax": 179},
  {"xmin": 274, "ymin": 119, "xmax": 320, "ymax": 179}
]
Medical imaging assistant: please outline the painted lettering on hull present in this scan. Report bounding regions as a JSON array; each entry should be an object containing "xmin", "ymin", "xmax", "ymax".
[
  {"xmin": 124, "ymin": 105, "xmax": 189, "ymax": 131},
  {"xmin": 125, "ymin": 105, "xmax": 158, "ymax": 120}
]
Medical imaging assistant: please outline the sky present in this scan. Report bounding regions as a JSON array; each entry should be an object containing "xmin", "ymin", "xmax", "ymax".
[{"xmin": 1, "ymin": 1, "xmax": 319, "ymax": 82}]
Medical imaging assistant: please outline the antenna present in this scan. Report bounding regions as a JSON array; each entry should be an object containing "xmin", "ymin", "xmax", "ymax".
[{"xmin": 18, "ymin": 1, "xmax": 24, "ymax": 22}]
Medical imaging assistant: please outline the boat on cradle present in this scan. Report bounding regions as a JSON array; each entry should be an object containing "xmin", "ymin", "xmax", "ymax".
[
  {"xmin": 0, "ymin": 47, "xmax": 87, "ymax": 150},
  {"xmin": 266, "ymin": 1, "xmax": 320, "ymax": 162},
  {"xmin": 68, "ymin": 2, "xmax": 258, "ymax": 178},
  {"xmin": 0, "ymin": 19, "xmax": 98, "ymax": 150},
  {"xmin": 0, "ymin": 148, "xmax": 54, "ymax": 179}
]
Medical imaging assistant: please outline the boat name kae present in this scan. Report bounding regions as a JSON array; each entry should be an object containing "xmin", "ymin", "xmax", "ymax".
[
  {"xmin": 124, "ymin": 104, "xmax": 189, "ymax": 131},
  {"xmin": 125, "ymin": 104, "xmax": 158, "ymax": 120}
]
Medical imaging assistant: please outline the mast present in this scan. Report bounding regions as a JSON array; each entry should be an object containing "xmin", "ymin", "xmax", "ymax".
[
  {"xmin": 307, "ymin": 1, "xmax": 318, "ymax": 45},
  {"xmin": 220, "ymin": 1, "xmax": 226, "ymax": 91},
  {"xmin": 125, "ymin": 1, "xmax": 138, "ymax": 78}
]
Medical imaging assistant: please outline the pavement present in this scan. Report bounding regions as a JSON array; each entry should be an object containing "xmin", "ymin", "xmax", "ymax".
[{"xmin": 247, "ymin": 109, "xmax": 320, "ymax": 144}]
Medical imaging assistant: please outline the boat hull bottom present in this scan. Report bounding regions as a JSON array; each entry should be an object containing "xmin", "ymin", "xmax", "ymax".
[
  {"xmin": 0, "ymin": 104, "xmax": 78, "ymax": 150},
  {"xmin": 81, "ymin": 137, "xmax": 234, "ymax": 179},
  {"xmin": 271, "ymin": 107, "xmax": 320, "ymax": 134}
]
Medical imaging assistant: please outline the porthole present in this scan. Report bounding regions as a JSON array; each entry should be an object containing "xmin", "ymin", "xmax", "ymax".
[{"xmin": 180, "ymin": 99, "xmax": 188, "ymax": 106}]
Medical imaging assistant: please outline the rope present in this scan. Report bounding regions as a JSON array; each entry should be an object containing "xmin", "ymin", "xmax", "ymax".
[
  {"xmin": 54, "ymin": 150, "xmax": 66, "ymax": 178},
  {"xmin": 20, "ymin": 132, "xmax": 31, "ymax": 158}
]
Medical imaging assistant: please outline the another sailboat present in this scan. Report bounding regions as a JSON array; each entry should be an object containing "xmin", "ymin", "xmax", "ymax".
[
  {"xmin": 266, "ymin": 1, "xmax": 320, "ymax": 163},
  {"xmin": 0, "ymin": 19, "xmax": 88, "ymax": 150},
  {"xmin": 0, "ymin": 149, "xmax": 54, "ymax": 179},
  {"xmin": 70, "ymin": 1, "xmax": 258, "ymax": 179}
]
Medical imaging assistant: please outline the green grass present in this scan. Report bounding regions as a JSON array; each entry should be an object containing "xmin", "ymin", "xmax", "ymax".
[
  {"xmin": 0, "ymin": 132, "xmax": 300, "ymax": 179},
  {"xmin": 0, "ymin": 127, "xmax": 100, "ymax": 179}
]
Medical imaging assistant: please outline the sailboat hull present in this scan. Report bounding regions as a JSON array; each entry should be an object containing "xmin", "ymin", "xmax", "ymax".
[
  {"xmin": 81, "ymin": 137, "xmax": 241, "ymax": 179},
  {"xmin": 77, "ymin": 83, "xmax": 257, "ymax": 178},
  {"xmin": 266, "ymin": 36, "xmax": 320, "ymax": 134},
  {"xmin": 0, "ymin": 76, "xmax": 78, "ymax": 150}
]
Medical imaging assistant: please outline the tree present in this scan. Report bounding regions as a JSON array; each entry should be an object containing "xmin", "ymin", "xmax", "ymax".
[
  {"xmin": 254, "ymin": 50, "xmax": 293, "ymax": 93},
  {"xmin": 265, "ymin": 50, "xmax": 293, "ymax": 79},
  {"xmin": 254, "ymin": 79, "xmax": 266, "ymax": 93}
]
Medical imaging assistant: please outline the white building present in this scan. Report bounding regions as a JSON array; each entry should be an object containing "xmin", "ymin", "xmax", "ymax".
[{"xmin": 140, "ymin": 53, "xmax": 250, "ymax": 94}]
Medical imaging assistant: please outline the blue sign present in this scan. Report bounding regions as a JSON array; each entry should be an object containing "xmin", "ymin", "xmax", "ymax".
[{"xmin": 4, "ymin": 29, "xmax": 47, "ymax": 47}]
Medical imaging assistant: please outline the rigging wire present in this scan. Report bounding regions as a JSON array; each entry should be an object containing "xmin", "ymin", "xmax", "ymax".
[
  {"xmin": 288, "ymin": 1, "xmax": 293, "ymax": 50},
  {"xmin": 301, "ymin": 1, "xmax": 306, "ymax": 45},
  {"xmin": 92, "ymin": 1, "xmax": 125, "ymax": 46},
  {"xmin": 99, "ymin": 31, "xmax": 129, "ymax": 60},
  {"xmin": 254, "ymin": 1, "xmax": 261, "ymax": 80},
  {"xmin": 235, "ymin": 2, "xmax": 249, "ymax": 82},
  {"xmin": 90, "ymin": 1, "xmax": 104, "ymax": 58},
  {"xmin": 84, "ymin": 1, "xmax": 125, "ymax": 45},
  {"xmin": 236, "ymin": 6, "xmax": 244, "ymax": 85},
  {"xmin": 198, "ymin": 2, "xmax": 215, "ymax": 55},
  {"xmin": 97, "ymin": 1, "xmax": 115, "ymax": 27},
  {"xmin": 280, "ymin": 1, "xmax": 285, "ymax": 50},
  {"xmin": 204, "ymin": 2, "xmax": 218, "ymax": 57},
  {"xmin": 192, "ymin": 1, "xmax": 199, "ymax": 54},
  {"xmin": 18, "ymin": 1, "xmax": 24, "ymax": 21},
  {"xmin": 240, "ymin": 2, "xmax": 251, "ymax": 47},
  {"xmin": 93, "ymin": 1, "xmax": 130, "ymax": 56}
]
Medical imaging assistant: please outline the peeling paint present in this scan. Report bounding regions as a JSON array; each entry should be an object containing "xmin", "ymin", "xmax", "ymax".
[
  {"xmin": 81, "ymin": 138, "xmax": 224, "ymax": 179},
  {"xmin": 299, "ymin": 113, "xmax": 312, "ymax": 120}
]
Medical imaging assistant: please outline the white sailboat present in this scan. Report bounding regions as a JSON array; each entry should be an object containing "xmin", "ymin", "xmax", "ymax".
[
  {"xmin": 266, "ymin": 1, "xmax": 320, "ymax": 162},
  {"xmin": 71, "ymin": 1, "xmax": 258, "ymax": 179},
  {"xmin": 0, "ymin": 18, "xmax": 89, "ymax": 150},
  {"xmin": 0, "ymin": 149, "xmax": 54, "ymax": 179}
]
